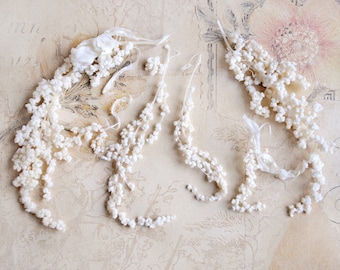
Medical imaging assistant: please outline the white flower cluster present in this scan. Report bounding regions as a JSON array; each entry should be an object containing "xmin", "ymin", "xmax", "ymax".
[
  {"xmin": 231, "ymin": 147, "xmax": 266, "ymax": 213},
  {"xmin": 224, "ymin": 32, "xmax": 330, "ymax": 152},
  {"xmin": 217, "ymin": 22, "xmax": 330, "ymax": 216},
  {"xmin": 288, "ymin": 153, "xmax": 325, "ymax": 217},
  {"xmin": 12, "ymin": 23, "xmax": 333, "ymax": 231},
  {"xmin": 174, "ymin": 55, "xmax": 228, "ymax": 202},
  {"xmin": 71, "ymin": 31, "xmax": 134, "ymax": 88},
  {"xmin": 96, "ymin": 45, "xmax": 175, "ymax": 228},
  {"xmin": 230, "ymin": 119, "xmax": 325, "ymax": 217},
  {"xmin": 12, "ymin": 59, "xmax": 82, "ymax": 232},
  {"xmin": 145, "ymin": 56, "xmax": 165, "ymax": 76},
  {"xmin": 12, "ymin": 28, "xmax": 173, "ymax": 231}
]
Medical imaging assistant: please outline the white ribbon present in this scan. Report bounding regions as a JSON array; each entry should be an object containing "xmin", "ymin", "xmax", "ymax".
[
  {"xmin": 105, "ymin": 27, "xmax": 169, "ymax": 46},
  {"xmin": 243, "ymin": 115, "xmax": 308, "ymax": 180},
  {"xmin": 102, "ymin": 48, "xmax": 141, "ymax": 94},
  {"xmin": 71, "ymin": 27, "xmax": 169, "ymax": 73}
]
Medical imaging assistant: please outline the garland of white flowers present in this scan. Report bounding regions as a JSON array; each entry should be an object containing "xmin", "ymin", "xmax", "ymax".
[
  {"xmin": 96, "ymin": 46, "xmax": 176, "ymax": 229},
  {"xmin": 174, "ymin": 54, "xmax": 228, "ymax": 202},
  {"xmin": 231, "ymin": 115, "xmax": 324, "ymax": 214},
  {"xmin": 217, "ymin": 21, "xmax": 329, "ymax": 216},
  {"xmin": 12, "ymin": 28, "xmax": 174, "ymax": 231},
  {"xmin": 12, "ymin": 22, "xmax": 333, "ymax": 231}
]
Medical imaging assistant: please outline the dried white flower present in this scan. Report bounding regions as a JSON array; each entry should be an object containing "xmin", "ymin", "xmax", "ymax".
[
  {"xmin": 12, "ymin": 28, "xmax": 173, "ymax": 231},
  {"xmin": 217, "ymin": 21, "xmax": 330, "ymax": 216},
  {"xmin": 174, "ymin": 54, "xmax": 228, "ymax": 202},
  {"xmin": 145, "ymin": 56, "xmax": 165, "ymax": 76},
  {"xmin": 101, "ymin": 45, "xmax": 176, "ymax": 228},
  {"xmin": 219, "ymin": 24, "xmax": 330, "ymax": 152}
]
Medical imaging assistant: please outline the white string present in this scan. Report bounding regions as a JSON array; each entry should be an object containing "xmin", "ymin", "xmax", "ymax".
[
  {"xmin": 243, "ymin": 115, "xmax": 308, "ymax": 180},
  {"xmin": 181, "ymin": 54, "xmax": 201, "ymax": 115},
  {"xmin": 105, "ymin": 27, "xmax": 170, "ymax": 46},
  {"xmin": 102, "ymin": 48, "xmax": 141, "ymax": 94}
]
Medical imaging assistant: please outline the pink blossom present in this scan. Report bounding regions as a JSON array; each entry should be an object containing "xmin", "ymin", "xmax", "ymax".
[{"xmin": 249, "ymin": 0, "xmax": 340, "ymax": 89}]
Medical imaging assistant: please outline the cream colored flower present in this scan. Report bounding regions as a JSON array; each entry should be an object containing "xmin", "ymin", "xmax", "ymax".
[{"xmin": 248, "ymin": 0, "xmax": 340, "ymax": 89}]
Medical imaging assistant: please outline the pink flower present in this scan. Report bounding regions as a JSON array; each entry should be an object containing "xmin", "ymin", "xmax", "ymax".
[{"xmin": 248, "ymin": 0, "xmax": 340, "ymax": 89}]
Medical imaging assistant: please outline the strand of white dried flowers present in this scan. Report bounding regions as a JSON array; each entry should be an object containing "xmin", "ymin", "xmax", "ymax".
[
  {"xmin": 217, "ymin": 21, "xmax": 330, "ymax": 216},
  {"xmin": 235, "ymin": 121, "xmax": 325, "ymax": 215},
  {"xmin": 96, "ymin": 45, "xmax": 176, "ymax": 229},
  {"xmin": 174, "ymin": 54, "xmax": 228, "ymax": 202},
  {"xmin": 12, "ymin": 27, "xmax": 172, "ymax": 231}
]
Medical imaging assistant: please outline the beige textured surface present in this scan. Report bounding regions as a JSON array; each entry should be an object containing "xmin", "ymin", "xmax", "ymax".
[{"xmin": 1, "ymin": 0, "xmax": 340, "ymax": 269}]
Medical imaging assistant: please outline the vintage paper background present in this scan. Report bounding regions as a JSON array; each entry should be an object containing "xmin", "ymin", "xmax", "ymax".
[{"xmin": 1, "ymin": 0, "xmax": 340, "ymax": 269}]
